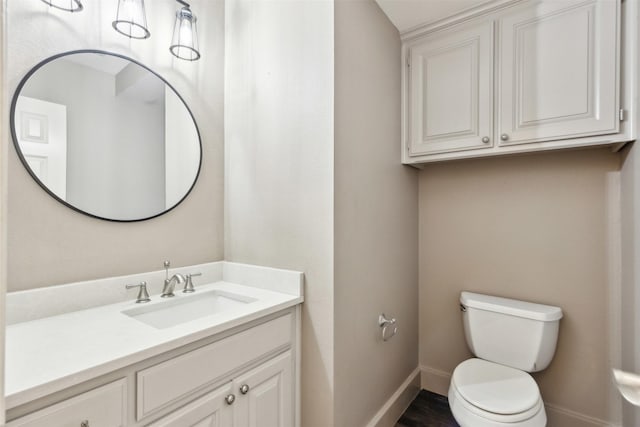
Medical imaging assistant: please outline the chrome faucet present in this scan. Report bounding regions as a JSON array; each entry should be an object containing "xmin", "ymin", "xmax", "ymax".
[{"xmin": 161, "ymin": 261, "xmax": 186, "ymax": 298}]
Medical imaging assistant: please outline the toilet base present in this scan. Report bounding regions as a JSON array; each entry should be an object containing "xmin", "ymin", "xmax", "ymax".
[{"xmin": 448, "ymin": 384, "xmax": 547, "ymax": 427}]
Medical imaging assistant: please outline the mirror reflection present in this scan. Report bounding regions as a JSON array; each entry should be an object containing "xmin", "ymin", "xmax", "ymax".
[{"xmin": 11, "ymin": 50, "xmax": 201, "ymax": 221}]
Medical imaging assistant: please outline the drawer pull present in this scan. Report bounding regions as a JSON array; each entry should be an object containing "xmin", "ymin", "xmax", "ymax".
[
  {"xmin": 240, "ymin": 384, "xmax": 250, "ymax": 394},
  {"xmin": 225, "ymin": 394, "xmax": 236, "ymax": 405},
  {"xmin": 81, "ymin": 421, "xmax": 89, "ymax": 427}
]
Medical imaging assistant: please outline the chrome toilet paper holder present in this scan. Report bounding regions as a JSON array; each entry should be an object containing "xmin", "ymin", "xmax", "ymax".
[{"xmin": 379, "ymin": 313, "xmax": 397, "ymax": 342}]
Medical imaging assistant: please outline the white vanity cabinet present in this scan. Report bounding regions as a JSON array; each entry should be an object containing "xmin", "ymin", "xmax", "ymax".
[
  {"xmin": 402, "ymin": 0, "xmax": 623, "ymax": 164},
  {"xmin": 150, "ymin": 351, "xmax": 294, "ymax": 427},
  {"xmin": 5, "ymin": 262, "xmax": 303, "ymax": 427},
  {"xmin": 7, "ymin": 310, "xmax": 299, "ymax": 427},
  {"xmin": 138, "ymin": 313, "xmax": 294, "ymax": 427},
  {"xmin": 149, "ymin": 351, "xmax": 293, "ymax": 427}
]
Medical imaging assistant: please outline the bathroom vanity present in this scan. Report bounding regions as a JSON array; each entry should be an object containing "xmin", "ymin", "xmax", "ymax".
[
  {"xmin": 4, "ymin": 262, "xmax": 303, "ymax": 427},
  {"xmin": 4, "ymin": 42, "xmax": 304, "ymax": 427}
]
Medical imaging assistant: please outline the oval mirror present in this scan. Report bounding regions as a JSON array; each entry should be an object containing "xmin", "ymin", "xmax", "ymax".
[{"xmin": 10, "ymin": 50, "xmax": 202, "ymax": 222}]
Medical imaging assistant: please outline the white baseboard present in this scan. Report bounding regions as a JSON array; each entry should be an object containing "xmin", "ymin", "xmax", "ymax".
[
  {"xmin": 546, "ymin": 403, "xmax": 620, "ymax": 427},
  {"xmin": 420, "ymin": 365, "xmax": 451, "ymax": 396},
  {"xmin": 366, "ymin": 367, "xmax": 421, "ymax": 427},
  {"xmin": 419, "ymin": 365, "xmax": 620, "ymax": 427}
]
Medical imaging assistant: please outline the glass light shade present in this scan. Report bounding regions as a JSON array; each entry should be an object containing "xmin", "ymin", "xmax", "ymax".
[
  {"xmin": 41, "ymin": 0, "xmax": 83, "ymax": 12},
  {"xmin": 113, "ymin": 0, "xmax": 151, "ymax": 39},
  {"xmin": 170, "ymin": 7, "xmax": 201, "ymax": 61}
]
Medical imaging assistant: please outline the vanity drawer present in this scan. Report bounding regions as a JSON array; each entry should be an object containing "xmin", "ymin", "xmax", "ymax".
[
  {"xmin": 137, "ymin": 313, "xmax": 292, "ymax": 419},
  {"xmin": 8, "ymin": 379, "xmax": 127, "ymax": 427}
]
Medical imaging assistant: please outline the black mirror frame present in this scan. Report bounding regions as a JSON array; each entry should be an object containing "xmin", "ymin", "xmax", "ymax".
[{"xmin": 10, "ymin": 49, "xmax": 203, "ymax": 222}]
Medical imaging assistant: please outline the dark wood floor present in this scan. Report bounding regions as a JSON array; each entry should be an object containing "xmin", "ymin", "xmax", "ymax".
[{"xmin": 396, "ymin": 390, "xmax": 460, "ymax": 427}]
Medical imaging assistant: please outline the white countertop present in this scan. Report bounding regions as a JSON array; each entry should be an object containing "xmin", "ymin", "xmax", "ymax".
[{"xmin": 5, "ymin": 262, "xmax": 304, "ymax": 409}]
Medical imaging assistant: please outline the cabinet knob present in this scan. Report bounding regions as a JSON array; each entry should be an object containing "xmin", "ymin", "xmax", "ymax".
[
  {"xmin": 225, "ymin": 394, "xmax": 236, "ymax": 405},
  {"xmin": 500, "ymin": 134, "xmax": 509, "ymax": 141},
  {"xmin": 240, "ymin": 384, "xmax": 250, "ymax": 394},
  {"xmin": 481, "ymin": 136, "xmax": 490, "ymax": 143},
  {"xmin": 81, "ymin": 421, "xmax": 89, "ymax": 427}
]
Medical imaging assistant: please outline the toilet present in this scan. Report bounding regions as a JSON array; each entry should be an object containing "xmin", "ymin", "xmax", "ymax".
[{"xmin": 448, "ymin": 292, "xmax": 563, "ymax": 427}]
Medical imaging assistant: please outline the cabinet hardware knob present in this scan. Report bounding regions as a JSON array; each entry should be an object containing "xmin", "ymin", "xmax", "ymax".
[
  {"xmin": 500, "ymin": 134, "xmax": 509, "ymax": 141},
  {"xmin": 481, "ymin": 136, "xmax": 490, "ymax": 143},
  {"xmin": 81, "ymin": 421, "xmax": 89, "ymax": 427},
  {"xmin": 225, "ymin": 394, "xmax": 236, "ymax": 405},
  {"xmin": 240, "ymin": 384, "xmax": 250, "ymax": 394}
]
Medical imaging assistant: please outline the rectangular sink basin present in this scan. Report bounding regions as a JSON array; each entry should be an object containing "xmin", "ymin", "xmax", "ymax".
[{"xmin": 122, "ymin": 290, "xmax": 258, "ymax": 329}]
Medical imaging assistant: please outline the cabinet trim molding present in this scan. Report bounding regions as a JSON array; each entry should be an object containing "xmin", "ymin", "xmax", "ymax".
[{"xmin": 401, "ymin": 0, "xmax": 527, "ymax": 42}]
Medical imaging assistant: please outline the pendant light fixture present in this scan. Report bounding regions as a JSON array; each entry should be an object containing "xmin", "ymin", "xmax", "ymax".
[
  {"xmin": 113, "ymin": 0, "xmax": 151, "ymax": 39},
  {"xmin": 39, "ymin": 0, "xmax": 202, "ymax": 63},
  {"xmin": 170, "ymin": 0, "xmax": 201, "ymax": 61},
  {"xmin": 40, "ymin": 0, "xmax": 83, "ymax": 12}
]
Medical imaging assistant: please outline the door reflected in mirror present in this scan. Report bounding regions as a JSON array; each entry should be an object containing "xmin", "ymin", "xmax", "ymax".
[{"xmin": 11, "ymin": 50, "xmax": 202, "ymax": 221}]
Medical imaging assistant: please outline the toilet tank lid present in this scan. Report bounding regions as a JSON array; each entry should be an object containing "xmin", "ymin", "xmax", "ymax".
[{"xmin": 461, "ymin": 292, "xmax": 563, "ymax": 322}]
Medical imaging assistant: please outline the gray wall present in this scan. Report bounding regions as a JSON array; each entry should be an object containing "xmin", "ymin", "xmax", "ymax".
[
  {"xmin": 334, "ymin": 1, "xmax": 419, "ymax": 426},
  {"xmin": 6, "ymin": 0, "xmax": 224, "ymax": 291},
  {"xmin": 226, "ymin": 2, "xmax": 419, "ymax": 426},
  {"xmin": 224, "ymin": 0, "xmax": 335, "ymax": 425},
  {"xmin": 418, "ymin": 148, "xmax": 621, "ymax": 425},
  {"xmin": 620, "ymin": 143, "xmax": 640, "ymax": 426}
]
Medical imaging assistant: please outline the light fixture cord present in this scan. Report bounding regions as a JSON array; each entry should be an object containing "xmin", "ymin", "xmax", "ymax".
[{"xmin": 176, "ymin": 0, "xmax": 191, "ymax": 7}]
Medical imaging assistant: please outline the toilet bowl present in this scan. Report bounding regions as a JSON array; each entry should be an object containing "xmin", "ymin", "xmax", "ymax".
[
  {"xmin": 449, "ymin": 292, "xmax": 562, "ymax": 427},
  {"xmin": 448, "ymin": 359, "xmax": 546, "ymax": 427}
]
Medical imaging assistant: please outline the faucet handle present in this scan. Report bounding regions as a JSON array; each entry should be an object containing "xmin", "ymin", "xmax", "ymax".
[
  {"xmin": 163, "ymin": 260, "xmax": 171, "ymax": 280},
  {"xmin": 183, "ymin": 272, "xmax": 202, "ymax": 293},
  {"xmin": 126, "ymin": 281, "xmax": 151, "ymax": 303}
]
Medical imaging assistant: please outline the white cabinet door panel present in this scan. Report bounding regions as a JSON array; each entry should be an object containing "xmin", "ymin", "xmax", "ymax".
[
  {"xmin": 147, "ymin": 384, "xmax": 233, "ymax": 427},
  {"xmin": 499, "ymin": 0, "xmax": 619, "ymax": 145},
  {"xmin": 408, "ymin": 20, "xmax": 494, "ymax": 155},
  {"xmin": 233, "ymin": 351, "xmax": 293, "ymax": 427}
]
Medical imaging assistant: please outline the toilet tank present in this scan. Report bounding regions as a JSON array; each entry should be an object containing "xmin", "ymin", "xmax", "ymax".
[{"xmin": 460, "ymin": 292, "xmax": 563, "ymax": 372}]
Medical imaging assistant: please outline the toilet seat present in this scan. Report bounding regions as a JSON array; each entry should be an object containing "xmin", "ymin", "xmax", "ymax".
[
  {"xmin": 453, "ymin": 358, "xmax": 541, "ymax": 415},
  {"xmin": 449, "ymin": 358, "xmax": 546, "ymax": 426}
]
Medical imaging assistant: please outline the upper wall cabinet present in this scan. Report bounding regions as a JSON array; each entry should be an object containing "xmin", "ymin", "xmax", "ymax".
[
  {"xmin": 499, "ymin": 0, "xmax": 618, "ymax": 145},
  {"xmin": 402, "ymin": 0, "xmax": 628, "ymax": 165},
  {"xmin": 408, "ymin": 20, "xmax": 494, "ymax": 156}
]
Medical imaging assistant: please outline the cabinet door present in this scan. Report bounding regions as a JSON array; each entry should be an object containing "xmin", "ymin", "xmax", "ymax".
[
  {"xmin": 147, "ymin": 383, "xmax": 233, "ymax": 427},
  {"xmin": 407, "ymin": 20, "xmax": 494, "ymax": 156},
  {"xmin": 499, "ymin": 0, "xmax": 619, "ymax": 146},
  {"xmin": 233, "ymin": 351, "xmax": 293, "ymax": 427}
]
